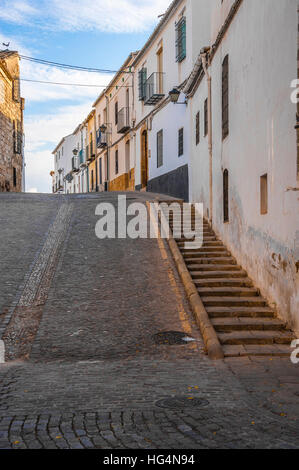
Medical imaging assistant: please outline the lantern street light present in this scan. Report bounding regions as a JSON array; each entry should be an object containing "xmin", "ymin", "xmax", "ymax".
[{"xmin": 169, "ymin": 88, "xmax": 187, "ymax": 105}]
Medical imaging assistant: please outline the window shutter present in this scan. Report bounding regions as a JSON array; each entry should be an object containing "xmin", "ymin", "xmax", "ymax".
[
  {"xmin": 115, "ymin": 102, "xmax": 118, "ymax": 125},
  {"xmin": 115, "ymin": 150, "xmax": 119, "ymax": 174},
  {"xmin": 157, "ymin": 130, "xmax": 163, "ymax": 168},
  {"xmin": 222, "ymin": 55, "xmax": 229, "ymax": 140},
  {"xmin": 204, "ymin": 99, "xmax": 208, "ymax": 137},
  {"xmin": 196, "ymin": 112, "xmax": 200, "ymax": 145},
  {"xmin": 178, "ymin": 128, "xmax": 184, "ymax": 157},
  {"xmin": 223, "ymin": 169, "xmax": 229, "ymax": 222},
  {"xmin": 176, "ymin": 17, "xmax": 186, "ymax": 62},
  {"xmin": 138, "ymin": 68, "xmax": 147, "ymax": 101}
]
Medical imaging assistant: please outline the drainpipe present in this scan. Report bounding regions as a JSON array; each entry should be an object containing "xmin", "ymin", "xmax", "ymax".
[{"xmin": 201, "ymin": 47, "xmax": 213, "ymax": 226}]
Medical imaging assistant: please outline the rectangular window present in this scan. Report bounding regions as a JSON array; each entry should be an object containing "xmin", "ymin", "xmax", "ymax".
[
  {"xmin": 176, "ymin": 17, "xmax": 186, "ymax": 62},
  {"xmin": 178, "ymin": 128, "xmax": 184, "ymax": 157},
  {"xmin": 260, "ymin": 174, "xmax": 268, "ymax": 215},
  {"xmin": 115, "ymin": 102, "xmax": 118, "ymax": 126},
  {"xmin": 157, "ymin": 130, "xmax": 163, "ymax": 168},
  {"xmin": 13, "ymin": 167, "xmax": 17, "ymax": 187},
  {"xmin": 223, "ymin": 169, "xmax": 229, "ymax": 222},
  {"xmin": 196, "ymin": 112, "xmax": 200, "ymax": 145},
  {"xmin": 99, "ymin": 158, "xmax": 102, "ymax": 185},
  {"xmin": 138, "ymin": 68, "xmax": 147, "ymax": 101},
  {"xmin": 115, "ymin": 150, "xmax": 119, "ymax": 175},
  {"xmin": 204, "ymin": 99, "xmax": 208, "ymax": 137},
  {"xmin": 157, "ymin": 47, "xmax": 163, "ymax": 94},
  {"xmin": 222, "ymin": 55, "xmax": 229, "ymax": 139}
]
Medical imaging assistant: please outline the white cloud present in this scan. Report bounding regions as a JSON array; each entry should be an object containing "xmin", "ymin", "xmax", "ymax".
[
  {"xmin": 0, "ymin": 1, "xmax": 38, "ymax": 25},
  {"xmin": 25, "ymin": 102, "xmax": 92, "ymax": 149},
  {"xmin": 0, "ymin": 0, "xmax": 172, "ymax": 33},
  {"xmin": 24, "ymin": 102, "xmax": 93, "ymax": 193},
  {"xmin": 20, "ymin": 60, "xmax": 113, "ymax": 103}
]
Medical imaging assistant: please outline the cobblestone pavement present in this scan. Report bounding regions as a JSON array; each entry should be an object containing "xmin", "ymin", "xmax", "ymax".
[{"xmin": 0, "ymin": 192, "xmax": 298, "ymax": 449}]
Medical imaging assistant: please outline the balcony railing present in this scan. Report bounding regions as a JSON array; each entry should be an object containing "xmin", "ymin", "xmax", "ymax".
[
  {"xmin": 145, "ymin": 72, "xmax": 165, "ymax": 105},
  {"xmin": 96, "ymin": 129, "xmax": 108, "ymax": 149},
  {"xmin": 72, "ymin": 156, "xmax": 80, "ymax": 172},
  {"xmin": 86, "ymin": 143, "xmax": 95, "ymax": 162},
  {"xmin": 117, "ymin": 107, "xmax": 130, "ymax": 133}
]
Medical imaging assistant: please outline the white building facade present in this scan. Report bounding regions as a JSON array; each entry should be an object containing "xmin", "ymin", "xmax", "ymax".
[
  {"xmin": 184, "ymin": 0, "xmax": 299, "ymax": 333},
  {"xmin": 132, "ymin": 0, "xmax": 212, "ymax": 201}
]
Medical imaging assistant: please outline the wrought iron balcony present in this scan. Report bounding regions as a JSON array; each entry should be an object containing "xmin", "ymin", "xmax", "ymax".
[
  {"xmin": 117, "ymin": 107, "xmax": 130, "ymax": 133},
  {"xmin": 96, "ymin": 128, "xmax": 108, "ymax": 149},
  {"xmin": 145, "ymin": 72, "xmax": 165, "ymax": 105},
  {"xmin": 87, "ymin": 142, "xmax": 95, "ymax": 162},
  {"xmin": 72, "ymin": 156, "xmax": 80, "ymax": 172}
]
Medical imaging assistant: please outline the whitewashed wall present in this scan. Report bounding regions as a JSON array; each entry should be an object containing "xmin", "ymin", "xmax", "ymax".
[{"xmin": 190, "ymin": 0, "xmax": 299, "ymax": 333}]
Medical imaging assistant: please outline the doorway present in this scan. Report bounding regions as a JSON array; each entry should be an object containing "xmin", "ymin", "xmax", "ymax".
[{"xmin": 141, "ymin": 129, "xmax": 148, "ymax": 187}]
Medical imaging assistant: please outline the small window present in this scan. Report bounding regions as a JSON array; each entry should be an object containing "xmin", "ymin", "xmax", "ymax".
[
  {"xmin": 204, "ymin": 99, "xmax": 208, "ymax": 137},
  {"xmin": 157, "ymin": 130, "xmax": 163, "ymax": 168},
  {"xmin": 178, "ymin": 128, "xmax": 184, "ymax": 157},
  {"xmin": 196, "ymin": 112, "xmax": 200, "ymax": 145},
  {"xmin": 13, "ymin": 167, "xmax": 17, "ymax": 187},
  {"xmin": 138, "ymin": 68, "xmax": 147, "ymax": 101},
  {"xmin": 115, "ymin": 102, "xmax": 118, "ymax": 125},
  {"xmin": 222, "ymin": 55, "xmax": 229, "ymax": 140},
  {"xmin": 115, "ymin": 150, "xmax": 119, "ymax": 175},
  {"xmin": 176, "ymin": 17, "xmax": 186, "ymax": 62},
  {"xmin": 260, "ymin": 174, "xmax": 268, "ymax": 215},
  {"xmin": 99, "ymin": 158, "xmax": 102, "ymax": 185},
  {"xmin": 223, "ymin": 169, "xmax": 229, "ymax": 222}
]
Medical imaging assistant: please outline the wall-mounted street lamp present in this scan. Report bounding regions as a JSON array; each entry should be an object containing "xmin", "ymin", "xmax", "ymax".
[
  {"xmin": 72, "ymin": 148, "xmax": 79, "ymax": 156},
  {"xmin": 99, "ymin": 124, "xmax": 112, "ymax": 134},
  {"xmin": 169, "ymin": 88, "xmax": 187, "ymax": 105}
]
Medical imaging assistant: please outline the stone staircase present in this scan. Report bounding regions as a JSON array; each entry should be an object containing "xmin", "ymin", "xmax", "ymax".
[{"xmin": 166, "ymin": 204, "xmax": 295, "ymax": 358}]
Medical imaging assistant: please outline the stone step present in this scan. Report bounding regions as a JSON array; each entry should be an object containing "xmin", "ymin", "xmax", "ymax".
[
  {"xmin": 218, "ymin": 330, "xmax": 295, "ymax": 346},
  {"xmin": 198, "ymin": 287, "xmax": 259, "ymax": 297},
  {"xmin": 206, "ymin": 306, "xmax": 275, "ymax": 318},
  {"xmin": 191, "ymin": 270, "xmax": 248, "ymax": 279},
  {"xmin": 177, "ymin": 241, "xmax": 226, "ymax": 250},
  {"xmin": 211, "ymin": 317, "xmax": 286, "ymax": 332},
  {"xmin": 180, "ymin": 245, "xmax": 226, "ymax": 252},
  {"xmin": 222, "ymin": 344, "xmax": 293, "ymax": 357},
  {"xmin": 188, "ymin": 264, "xmax": 243, "ymax": 272},
  {"xmin": 182, "ymin": 251, "xmax": 231, "ymax": 259},
  {"xmin": 194, "ymin": 278, "xmax": 253, "ymax": 288},
  {"xmin": 185, "ymin": 257, "xmax": 237, "ymax": 265},
  {"xmin": 201, "ymin": 296, "xmax": 268, "ymax": 307}
]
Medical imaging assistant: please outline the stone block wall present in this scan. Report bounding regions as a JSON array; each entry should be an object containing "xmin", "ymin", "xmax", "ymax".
[{"xmin": 0, "ymin": 55, "xmax": 24, "ymax": 193}]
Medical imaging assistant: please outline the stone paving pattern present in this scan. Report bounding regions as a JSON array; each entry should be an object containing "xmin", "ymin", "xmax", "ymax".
[{"xmin": 0, "ymin": 192, "xmax": 298, "ymax": 449}]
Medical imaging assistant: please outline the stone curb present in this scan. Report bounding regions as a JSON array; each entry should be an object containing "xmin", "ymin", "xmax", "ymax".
[{"xmin": 146, "ymin": 199, "xmax": 224, "ymax": 360}]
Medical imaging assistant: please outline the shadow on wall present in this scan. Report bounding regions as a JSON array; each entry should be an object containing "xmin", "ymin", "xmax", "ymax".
[{"xmin": 147, "ymin": 164, "xmax": 189, "ymax": 202}]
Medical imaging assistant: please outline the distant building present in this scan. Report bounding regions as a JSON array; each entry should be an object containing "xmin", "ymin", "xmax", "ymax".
[{"xmin": 0, "ymin": 50, "xmax": 25, "ymax": 192}]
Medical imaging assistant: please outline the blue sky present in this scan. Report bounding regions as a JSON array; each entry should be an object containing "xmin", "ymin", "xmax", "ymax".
[{"xmin": 0, "ymin": 0, "xmax": 171, "ymax": 192}]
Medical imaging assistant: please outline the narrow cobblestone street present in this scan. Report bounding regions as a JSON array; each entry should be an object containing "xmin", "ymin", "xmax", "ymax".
[{"xmin": 0, "ymin": 192, "xmax": 298, "ymax": 449}]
